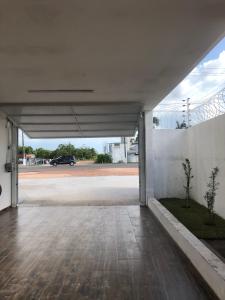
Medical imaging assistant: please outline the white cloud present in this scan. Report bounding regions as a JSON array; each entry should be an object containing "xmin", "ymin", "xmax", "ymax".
[{"xmin": 156, "ymin": 50, "xmax": 225, "ymax": 111}]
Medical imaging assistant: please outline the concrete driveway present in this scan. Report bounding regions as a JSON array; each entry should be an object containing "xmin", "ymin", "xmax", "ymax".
[{"xmin": 19, "ymin": 165, "xmax": 139, "ymax": 206}]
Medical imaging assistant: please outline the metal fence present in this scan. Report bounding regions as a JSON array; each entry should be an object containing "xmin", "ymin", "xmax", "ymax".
[{"xmin": 153, "ymin": 87, "xmax": 225, "ymax": 129}]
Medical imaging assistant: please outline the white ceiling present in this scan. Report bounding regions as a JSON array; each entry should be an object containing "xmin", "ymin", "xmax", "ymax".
[
  {"xmin": 0, "ymin": 1, "xmax": 225, "ymax": 137},
  {"xmin": 0, "ymin": 103, "xmax": 140, "ymax": 138}
]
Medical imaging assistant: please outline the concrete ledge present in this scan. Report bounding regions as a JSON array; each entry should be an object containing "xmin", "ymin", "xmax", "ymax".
[{"xmin": 148, "ymin": 198, "xmax": 225, "ymax": 300}]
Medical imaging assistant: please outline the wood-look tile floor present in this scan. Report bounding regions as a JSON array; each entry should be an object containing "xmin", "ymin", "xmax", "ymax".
[{"xmin": 0, "ymin": 206, "xmax": 214, "ymax": 300}]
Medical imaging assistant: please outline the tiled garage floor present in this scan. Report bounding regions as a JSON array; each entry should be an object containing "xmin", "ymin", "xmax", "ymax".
[{"xmin": 0, "ymin": 206, "xmax": 215, "ymax": 299}]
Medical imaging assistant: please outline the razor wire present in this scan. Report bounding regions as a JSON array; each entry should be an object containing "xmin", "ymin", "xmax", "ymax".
[
  {"xmin": 153, "ymin": 86, "xmax": 225, "ymax": 129},
  {"xmin": 191, "ymin": 87, "xmax": 225, "ymax": 125}
]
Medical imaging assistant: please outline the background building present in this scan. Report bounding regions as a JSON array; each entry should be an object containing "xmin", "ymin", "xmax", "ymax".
[{"xmin": 104, "ymin": 137, "xmax": 138, "ymax": 163}]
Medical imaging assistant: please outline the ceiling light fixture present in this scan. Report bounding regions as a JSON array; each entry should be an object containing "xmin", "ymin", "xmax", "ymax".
[{"xmin": 28, "ymin": 89, "xmax": 94, "ymax": 93}]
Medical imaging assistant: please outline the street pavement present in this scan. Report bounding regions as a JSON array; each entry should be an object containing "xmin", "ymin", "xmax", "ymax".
[{"xmin": 19, "ymin": 164, "xmax": 139, "ymax": 206}]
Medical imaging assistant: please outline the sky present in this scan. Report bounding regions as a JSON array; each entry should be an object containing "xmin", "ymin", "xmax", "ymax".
[
  {"xmin": 20, "ymin": 36, "xmax": 225, "ymax": 152},
  {"xmin": 20, "ymin": 132, "xmax": 120, "ymax": 153},
  {"xmin": 156, "ymin": 36, "xmax": 225, "ymax": 110}
]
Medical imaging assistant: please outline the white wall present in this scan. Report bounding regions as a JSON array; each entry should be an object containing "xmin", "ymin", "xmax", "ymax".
[
  {"xmin": 152, "ymin": 113, "xmax": 225, "ymax": 219},
  {"xmin": 111, "ymin": 144, "xmax": 127, "ymax": 163},
  {"xmin": 153, "ymin": 129, "xmax": 187, "ymax": 199},
  {"xmin": 188, "ymin": 114, "xmax": 225, "ymax": 219},
  {"xmin": 0, "ymin": 114, "xmax": 12, "ymax": 210}
]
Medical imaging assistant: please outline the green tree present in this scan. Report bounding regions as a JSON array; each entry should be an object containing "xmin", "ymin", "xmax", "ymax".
[
  {"xmin": 153, "ymin": 116, "xmax": 160, "ymax": 128},
  {"xmin": 50, "ymin": 143, "xmax": 97, "ymax": 160},
  {"xmin": 204, "ymin": 167, "xmax": 219, "ymax": 225},
  {"xmin": 182, "ymin": 158, "xmax": 194, "ymax": 208},
  {"xmin": 75, "ymin": 147, "xmax": 97, "ymax": 160},
  {"xmin": 176, "ymin": 121, "xmax": 187, "ymax": 129},
  {"xmin": 53, "ymin": 143, "xmax": 76, "ymax": 157},
  {"xmin": 18, "ymin": 146, "xmax": 34, "ymax": 154},
  {"xmin": 95, "ymin": 154, "xmax": 112, "ymax": 164},
  {"xmin": 35, "ymin": 148, "xmax": 51, "ymax": 159},
  {"xmin": 17, "ymin": 143, "xmax": 98, "ymax": 160}
]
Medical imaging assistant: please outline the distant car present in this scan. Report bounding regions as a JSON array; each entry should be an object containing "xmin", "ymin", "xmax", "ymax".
[
  {"xmin": 18, "ymin": 158, "xmax": 23, "ymax": 164},
  {"xmin": 50, "ymin": 155, "xmax": 76, "ymax": 166}
]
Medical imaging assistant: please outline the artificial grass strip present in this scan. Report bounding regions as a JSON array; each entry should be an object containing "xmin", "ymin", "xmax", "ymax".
[{"xmin": 159, "ymin": 198, "xmax": 225, "ymax": 239}]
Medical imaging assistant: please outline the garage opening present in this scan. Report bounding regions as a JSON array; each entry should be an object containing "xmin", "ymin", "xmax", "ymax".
[
  {"xmin": 0, "ymin": 102, "xmax": 141, "ymax": 207},
  {"xmin": 17, "ymin": 136, "xmax": 139, "ymax": 206}
]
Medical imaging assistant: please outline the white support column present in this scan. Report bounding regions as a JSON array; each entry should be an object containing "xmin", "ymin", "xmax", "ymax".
[
  {"xmin": 144, "ymin": 110, "xmax": 154, "ymax": 204},
  {"xmin": 138, "ymin": 111, "xmax": 154, "ymax": 207},
  {"xmin": 138, "ymin": 112, "xmax": 146, "ymax": 206},
  {"xmin": 11, "ymin": 125, "xmax": 18, "ymax": 208}
]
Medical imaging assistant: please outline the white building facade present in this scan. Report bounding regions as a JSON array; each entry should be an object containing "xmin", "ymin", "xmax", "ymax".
[{"xmin": 104, "ymin": 137, "xmax": 138, "ymax": 163}]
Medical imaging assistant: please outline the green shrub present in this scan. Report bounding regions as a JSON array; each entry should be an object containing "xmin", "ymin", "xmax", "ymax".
[
  {"xmin": 159, "ymin": 198, "xmax": 225, "ymax": 239},
  {"xmin": 182, "ymin": 158, "xmax": 194, "ymax": 208},
  {"xmin": 204, "ymin": 167, "xmax": 219, "ymax": 225},
  {"xmin": 95, "ymin": 154, "xmax": 112, "ymax": 164}
]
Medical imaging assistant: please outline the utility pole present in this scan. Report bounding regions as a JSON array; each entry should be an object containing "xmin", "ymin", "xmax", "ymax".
[
  {"xmin": 182, "ymin": 98, "xmax": 191, "ymax": 128},
  {"xmin": 22, "ymin": 131, "xmax": 26, "ymax": 165},
  {"xmin": 121, "ymin": 137, "xmax": 127, "ymax": 163}
]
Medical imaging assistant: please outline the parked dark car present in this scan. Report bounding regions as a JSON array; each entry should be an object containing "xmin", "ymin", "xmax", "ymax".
[{"xmin": 50, "ymin": 155, "xmax": 76, "ymax": 166}]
